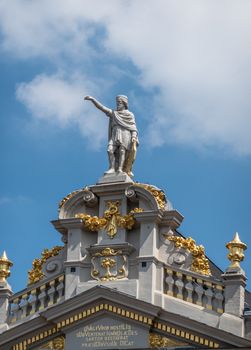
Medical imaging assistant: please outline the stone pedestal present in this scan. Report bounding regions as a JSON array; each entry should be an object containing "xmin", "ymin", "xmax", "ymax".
[{"xmin": 222, "ymin": 271, "xmax": 246, "ymax": 317}]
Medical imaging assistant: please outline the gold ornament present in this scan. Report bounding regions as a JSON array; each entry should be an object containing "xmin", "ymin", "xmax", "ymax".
[
  {"xmin": 149, "ymin": 333, "xmax": 188, "ymax": 348},
  {"xmin": 28, "ymin": 246, "xmax": 63, "ymax": 284},
  {"xmin": 94, "ymin": 247, "xmax": 122, "ymax": 257},
  {"xmin": 164, "ymin": 235, "xmax": 211, "ymax": 276},
  {"xmin": 0, "ymin": 251, "xmax": 13, "ymax": 283},
  {"xmin": 41, "ymin": 336, "xmax": 65, "ymax": 349},
  {"xmin": 58, "ymin": 189, "xmax": 81, "ymax": 209},
  {"xmin": 134, "ymin": 183, "xmax": 166, "ymax": 210},
  {"xmin": 76, "ymin": 202, "xmax": 143, "ymax": 238},
  {"xmin": 91, "ymin": 247, "xmax": 127, "ymax": 281},
  {"xmin": 226, "ymin": 232, "xmax": 247, "ymax": 269},
  {"xmin": 101, "ymin": 257, "xmax": 116, "ymax": 279},
  {"xmin": 75, "ymin": 213, "xmax": 107, "ymax": 231}
]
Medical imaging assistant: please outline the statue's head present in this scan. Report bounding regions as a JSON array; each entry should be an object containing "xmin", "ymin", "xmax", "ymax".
[{"xmin": 116, "ymin": 95, "xmax": 128, "ymax": 110}]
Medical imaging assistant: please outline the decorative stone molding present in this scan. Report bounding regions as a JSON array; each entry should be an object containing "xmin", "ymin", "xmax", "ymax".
[
  {"xmin": 133, "ymin": 183, "xmax": 166, "ymax": 210},
  {"xmin": 58, "ymin": 190, "xmax": 82, "ymax": 210},
  {"xmin": 82, "ymin": 187, "xmax": 98, "ymax": 207},
  {"xmin": 164, "ymin": 234, "xmax": 211, "ymax": 276}
]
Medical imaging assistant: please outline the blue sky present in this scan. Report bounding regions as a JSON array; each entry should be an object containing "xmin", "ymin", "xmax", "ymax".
[{"xmin": 1, "ymin": 0, "xmax": 251, "ymax": 292}]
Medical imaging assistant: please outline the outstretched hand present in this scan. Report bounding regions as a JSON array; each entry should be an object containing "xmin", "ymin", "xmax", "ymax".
[{"xmin": 84, "ymin": 95, "xmax": 93, "ymax": 101}]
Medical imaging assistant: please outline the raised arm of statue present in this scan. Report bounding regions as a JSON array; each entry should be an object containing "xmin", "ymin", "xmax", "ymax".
[{"xmin": 84, "ymin": 96, "xmax": 112, "ymax": 116}]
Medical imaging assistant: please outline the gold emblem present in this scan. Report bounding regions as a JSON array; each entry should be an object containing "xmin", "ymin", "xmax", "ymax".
[{"xmin": 91, "ymin": 247, "xmax": 126, "ymax": 281}]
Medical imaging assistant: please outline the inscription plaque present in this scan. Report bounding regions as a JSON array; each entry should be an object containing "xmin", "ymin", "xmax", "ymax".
[{"xmin": 65, "ymin": 315, "xmax": 149, "ymax": 349}]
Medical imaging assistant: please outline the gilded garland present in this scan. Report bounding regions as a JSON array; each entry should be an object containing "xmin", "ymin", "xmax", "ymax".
[
  {"xmin": 28, "ymin": 246, "xmax": 63, "ymax": 284},
  {"xmin": 134, "ymin": 183, "xmax": 166, "ymax": 210},
  {"xmin": 75, "ymin": 201, "xmax": 143, "ymax": 238},
  {"xmin": 58, "ymin": 186, "xmax": 91, "ymax": 210},
  {"xmin": 164, "ymin": 235, "xmax": 211, "ymax": 276},
  {"xmin": 58, "ymin": 190, "xmax": 81, "ymax": 210}
]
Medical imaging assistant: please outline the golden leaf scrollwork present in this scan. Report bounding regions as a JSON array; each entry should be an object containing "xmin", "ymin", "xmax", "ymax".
[
  {"xmin": 149, "ymin": 333, "xmax": 188, "ymax": 348},
  {"xmin": 41, "ymin": 336, "xmax": 65, "ymax": 350},
  {"xmin": 165, "ymin": 235, "xmax": 211, "ymax": 276},
  {"xmin": 58, "ymin": 190, "xmax": 82, "ymax": 210},
  {"xmin": 94, "ymin": 247, "xmax": 122, "ymax": 257},
  {"xmin": 134, "ymin": 183, "xmax": 166, "ymax": 210},
  {"xmin": 75, "ymin": 202, "xmax": 143, "ymax": 239},
  {"xmin": 28, "ymin": 246, "xmax": 63, "ymax": 285}
]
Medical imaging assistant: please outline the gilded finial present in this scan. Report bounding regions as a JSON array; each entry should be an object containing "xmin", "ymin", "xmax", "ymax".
[
  {"xmin": 0, "ymin": 251, "xmax": 13, "ymax": 283},
  {"xmin": 226, "ymin": 232, "xmax": 247, "ymax": 269}
]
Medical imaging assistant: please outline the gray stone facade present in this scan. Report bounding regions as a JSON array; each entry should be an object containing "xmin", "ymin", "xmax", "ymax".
[{"xmin": 0, "ymin": 174, "xmax": 250, "ymax": 349}]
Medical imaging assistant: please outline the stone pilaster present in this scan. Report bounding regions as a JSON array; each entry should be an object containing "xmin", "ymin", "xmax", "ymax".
[
  {"xmin": 0, "ymin": 281, "xmax": 12, "ymax": 333},
  {"xmin": 60, "ymin": 219, "xmax": 85, "ymax": 299}
]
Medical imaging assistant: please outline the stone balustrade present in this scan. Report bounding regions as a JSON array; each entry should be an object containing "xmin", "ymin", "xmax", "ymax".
[
  {"xmin": 165, "ymin": 267, "xmax": 224, "ymax": 314},
  {"xmin": 8, "ymin": 274, "xmax": 65, "ymax": 324}
]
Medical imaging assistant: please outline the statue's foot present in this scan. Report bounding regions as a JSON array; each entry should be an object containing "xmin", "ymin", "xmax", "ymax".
[{"xmin": 105, "ymin": 168, "xmax": 115, "ymax": 174}]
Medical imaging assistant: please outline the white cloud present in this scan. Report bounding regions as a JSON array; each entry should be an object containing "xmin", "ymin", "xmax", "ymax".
[
  {"xmin": 16, "ymin": 73, "xmax": 107, "ymax": 147},
  {"xmin": 0, "ymin": 195, "xmax": 33, "ymax": 205},
  {"xmin": 1, "ymin": 0, "xmax": 251, "ymax": 155}
]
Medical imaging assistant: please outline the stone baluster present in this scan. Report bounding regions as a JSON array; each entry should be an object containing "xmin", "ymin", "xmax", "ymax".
[
  {"xmin": 47, "ymin": 280, "xmax": 56, "ymax": 307},
  {"xmin": 214, "ymin": 285, "xmax": 224, "ymax": 314},
  {"xmin": 29, "ymin": 289, "xmax": 38, "ymax": 315},
  {"xmin": 56, "ymin": 275, "xmax": 65, "ymax": 302},
  {"xmin": 194, "ymin": 278, "xmax": 204, "ymax": 306},
  {"xmin": 175, "ymin": 272, "xmax": 184, "ymax": 299},
  {"xmin": 9, "ymin": 297, "xmax": 21, "ymax": 323},
  {"xmin": 184, "ymin": 275, "xmax": 194, "ymax": 303},
  {"xmin": 165, "ymin": 269, "xmax": 175, "ymax": 296},
  {"xmin": 20, "ymin": 293, "xmax": 30, "ymax": 319},
  {"xmin": 38, "ymin": 284, "xmax": 47, "ymax": 311},
  {"xmin": 204, "ymin": 281, "xmax": 214, "ymax": 310}
]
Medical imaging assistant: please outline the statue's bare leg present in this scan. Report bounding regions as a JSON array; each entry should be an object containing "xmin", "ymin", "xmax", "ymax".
[
  {"xmin": 105, "ymin": 145, "xmax": 116, "ymax": 174},
  {"xmin": 118, "ymin": 146, "xmax": 126, "ymax": 173}
]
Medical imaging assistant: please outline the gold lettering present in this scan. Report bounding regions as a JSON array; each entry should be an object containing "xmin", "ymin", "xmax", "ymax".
[{"xmin": 73, "ymin": 322, "xmax": 139, "ymax": 348}]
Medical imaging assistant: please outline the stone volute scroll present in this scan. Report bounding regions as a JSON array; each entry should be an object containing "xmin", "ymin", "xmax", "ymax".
[{"xmin": 84, "ymin": 95, "xmax": 139, "ymax": 178}]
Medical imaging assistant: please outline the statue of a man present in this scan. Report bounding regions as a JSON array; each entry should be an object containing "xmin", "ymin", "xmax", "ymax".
[{"xmin": 84, "ymin": 95, "xmax": 139, "ymax": 176}]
